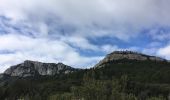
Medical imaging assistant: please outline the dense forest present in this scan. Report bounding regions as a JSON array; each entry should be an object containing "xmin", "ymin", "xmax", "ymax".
[{"xmin": 1, "ymin": 60, "xmax": 170, "ymax": 100}]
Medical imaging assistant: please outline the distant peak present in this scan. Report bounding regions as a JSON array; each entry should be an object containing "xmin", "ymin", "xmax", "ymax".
[
  {"xmin": 57, "ymin": 62, "xmax": 65, "ymax": 65},
  {"xmin": 24, "ymin": 60, "xmax": 41, "ymax": 63},
  {"xmin": 4, "ymin": 60, "xmax": 77, "ymax": 77},
  {"xmin": 109, "ymin": 51, "xmax": 143, "ymax": 55},
  {"xmin": 24, "ymin": 60, "xmax": 36, "ymax": 62},
  {"xmin": 95, "ymin": 50, "xmax": 166, "ymax": 68},
  {"xmin": 24, "ymin": 60, "xmax": 32, "ymax": 62}
]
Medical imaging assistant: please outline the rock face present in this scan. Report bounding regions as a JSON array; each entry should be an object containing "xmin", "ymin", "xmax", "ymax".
[
  {"xmin": 4, "ymin": 60, "xmax": 77, "ymax": 77},
  {"xmin": 95, "ymin": 51, "xmax": 166, "ymax": 68}
]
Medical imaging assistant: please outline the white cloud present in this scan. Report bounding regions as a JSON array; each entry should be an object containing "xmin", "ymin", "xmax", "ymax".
[
  {"xmin": 0, "ymin": 0, "xmax": 170, "ymax": 40},
  {"xmin": 61, "ymin": 36, "xmax": 98, "ymax": 50},
  {"xmin": 157, "ymin": 45, "xmax": 170, "ymax": 59},
  {"xmin": 142, "ymin": 48, "xmax": 158, "ymax": 56},
  {"xmin": 148, "ymin": 28, "xmax": 170, "ymax": 41},
  {"xmin": 0, "ymin": 34, "xmax": 103, "ymax": 73},
  {"xmin": 61, "ymin": 36, "xmax": 120, "ymax": 53},
  {"xmin": 101, "ymin": 45, "xmax": 118, "ymax": 53},
  {"xmin": 0, "ymin": 0, "xmax": 169, "ymax": 72}
]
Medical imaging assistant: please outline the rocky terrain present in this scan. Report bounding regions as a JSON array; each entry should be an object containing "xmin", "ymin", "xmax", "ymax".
[
  {"xmin": 95, "ymin": 51, "xmax": 166, "ymax": 68},
  {"xmin": 0, "ymin": 51, "xmax": 170, "ymax": 100},
  {"xmin": 4, "ymin": 60, "xmax": 78, "ymax": 77},
  {"xmin": 2, "ymin": 51, "xmax": 167, "ymax": 77}
]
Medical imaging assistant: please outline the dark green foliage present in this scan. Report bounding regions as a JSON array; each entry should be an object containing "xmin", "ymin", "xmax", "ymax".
[
  {"xmin": 0, "ymin": 71, "xmax": 85, "ymax": 100},
  {"xmin": 49, "ymin": 76, "xmax": 165, "ymax": 100},
  {"xmin": 1, "ymin": 60, "xmax": 170, "ymax": 100},
  {"xmin": 95, "ymin": 60, "xmax": 170, "ymax": 83}
]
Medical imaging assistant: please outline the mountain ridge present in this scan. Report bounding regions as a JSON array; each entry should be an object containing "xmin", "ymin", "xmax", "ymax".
[
  {"xmin": 1, "ymin": 51, "xmax": 170, "ymax": 100},
  {"xmin": 1, "ymin": 51, "xmax": 168, "ymax": 77},
  {"xmin": 95, "ymin": 51, "xmax": 167, "ymax": 68},
  {"xmin": 4, "ymin": 60, "xmax": 78, "ymax": 77}
]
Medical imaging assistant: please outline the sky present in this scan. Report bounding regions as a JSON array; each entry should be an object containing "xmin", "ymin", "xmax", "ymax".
[{"xmin": 0, "ymin": 0, "xmax": 170, "ymax": 73}]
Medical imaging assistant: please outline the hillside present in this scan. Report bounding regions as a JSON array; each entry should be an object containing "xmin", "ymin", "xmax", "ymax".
[
  {"xmin": 0, "ymin": 51, "xmax": 170, "ymax": 100},
  {"xmin": 4, "ymin": 60, "xmax": 78, "ymax": 77}
]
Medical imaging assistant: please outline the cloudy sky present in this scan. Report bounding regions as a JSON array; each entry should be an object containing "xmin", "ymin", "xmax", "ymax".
[{"xmin": 0, "ymin": 0, "xmax": 170, "ymax": 72}]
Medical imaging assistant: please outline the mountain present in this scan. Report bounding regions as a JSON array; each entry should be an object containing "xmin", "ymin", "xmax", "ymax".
[
  {"xmin": 3, "ymin": 51, "xmax": 166, "ymax": 78},
  {"xmin": 95, "ymin": 51, "xmax": 166, "ymax": 68},
  {"xmin": 1, "ymin": 51, "xmax": 170, "ymax": 100},
  {"xmin": 4, "ymin": 60, "xmax": 78, "ymax": 77},
  {"xmin": 93, "ymin": 51, "xmax": 170, "ymax": 83}
]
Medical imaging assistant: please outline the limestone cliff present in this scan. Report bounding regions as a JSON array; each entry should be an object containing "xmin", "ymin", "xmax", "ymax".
[
  {"xmin": 95, "ymin": 51, "xmax": 166, "ymax": 68},
  {"xmin": 4, "ymin": 60, "xmax": 77, "ymax": 77}
]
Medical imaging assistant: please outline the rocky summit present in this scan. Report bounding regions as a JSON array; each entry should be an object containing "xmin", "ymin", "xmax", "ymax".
[
  {"xmin": 4, "ymin": 60, "xmax": 77, "ymax": 77},
  {"xmin": 1, "ymin": 51, "xmax": 170, "ymax": 100},
  {"xmin": 95, "ymin": 51, "xmax": 166, "ymax": 68}
]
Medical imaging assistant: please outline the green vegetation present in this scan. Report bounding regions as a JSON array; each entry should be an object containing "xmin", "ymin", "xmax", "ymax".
[
  {"xmin": 1, "ymin": 60, "xmax": 170, "ymax": 100},
  {"xmin": 48, "ymin": 76, "xmax": 166, "ymax": 100}
]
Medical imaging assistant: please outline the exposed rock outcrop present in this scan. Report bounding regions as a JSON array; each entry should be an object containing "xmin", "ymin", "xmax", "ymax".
[
  {"xmin": 4, "ymin": 60, "xmax": 77, "ymax": 77},
  {"xmin": 95, "ymin": 51, "xmax": 166, "ymax": 68}
]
